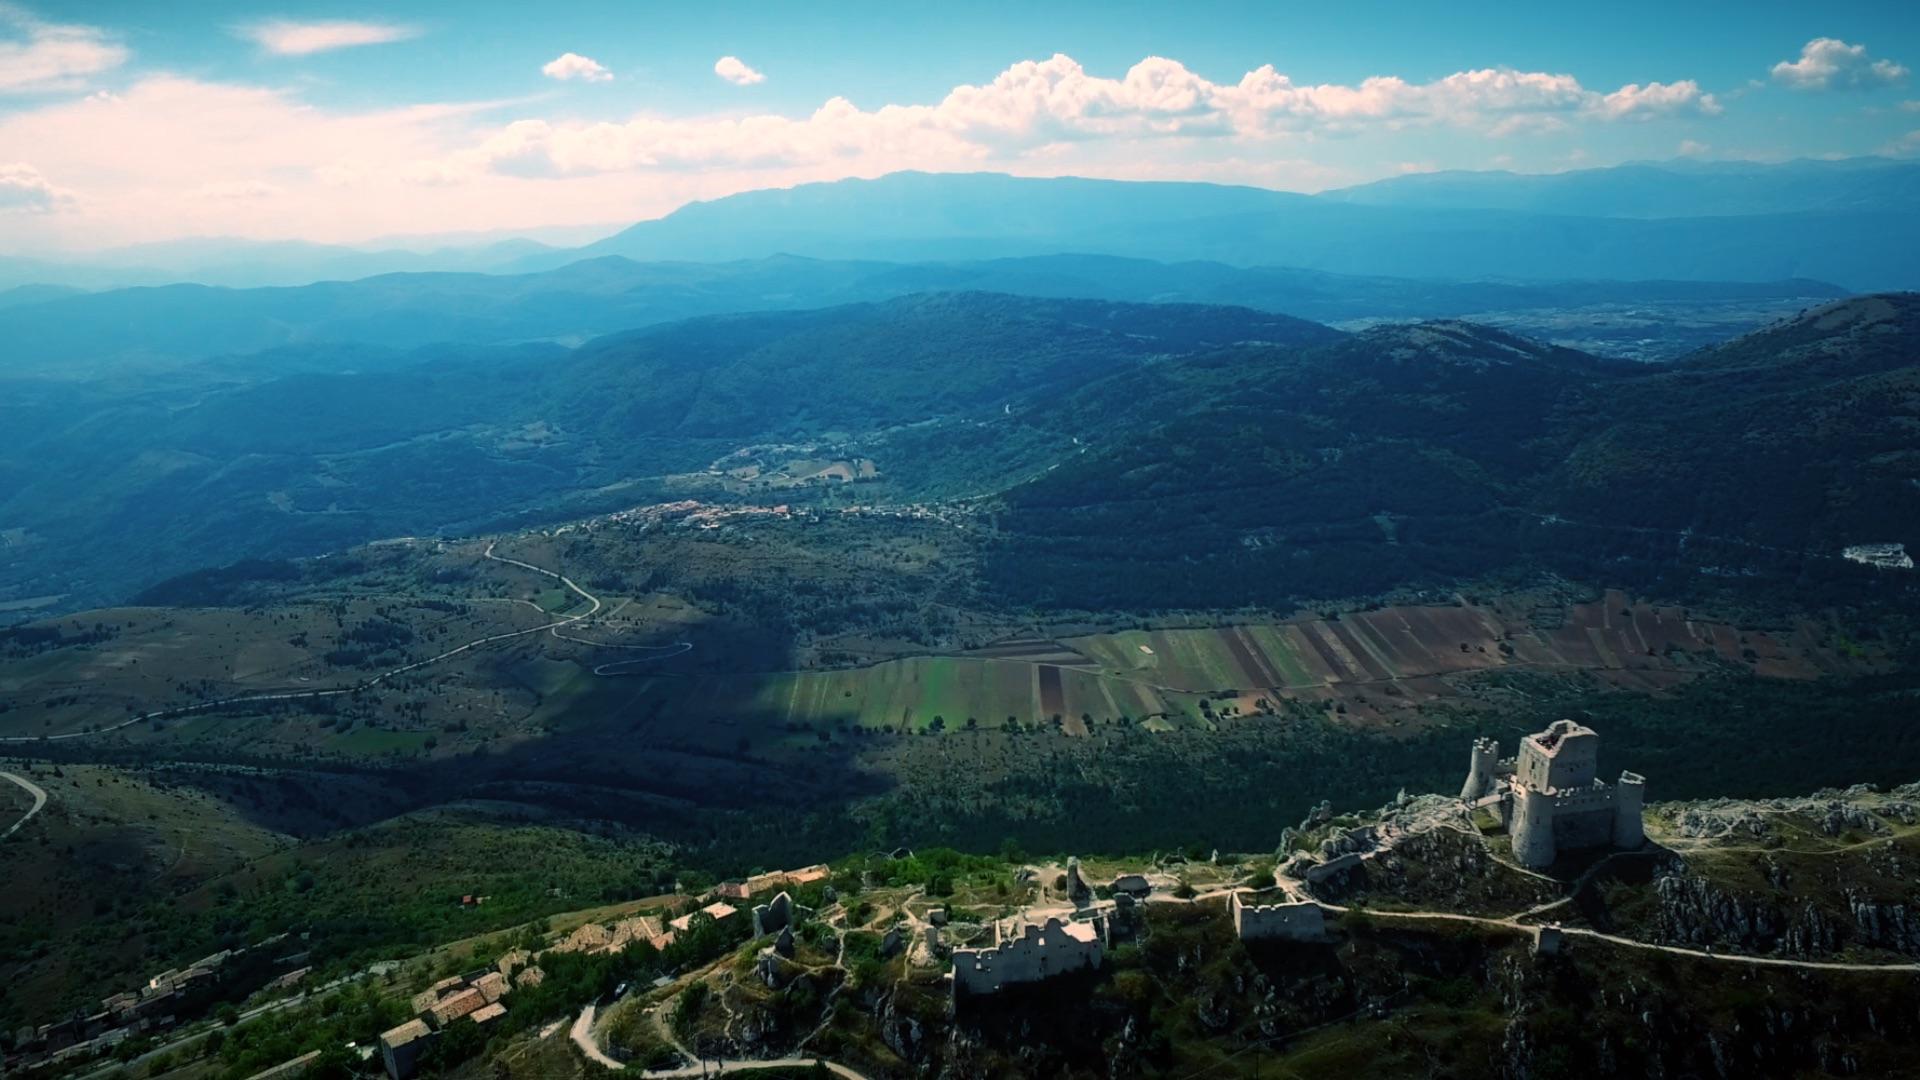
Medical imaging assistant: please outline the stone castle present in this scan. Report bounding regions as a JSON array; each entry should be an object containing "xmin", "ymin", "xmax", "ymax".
[{"xmin": 1461, "ymin": 719, "xmax": 1645, "ymax": 869}]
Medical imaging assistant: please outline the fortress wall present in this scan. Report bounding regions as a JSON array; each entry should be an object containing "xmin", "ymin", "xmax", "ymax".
[{"xmin": 1551, "ymin": 806, "xmax": 1616, "ymax": 850}]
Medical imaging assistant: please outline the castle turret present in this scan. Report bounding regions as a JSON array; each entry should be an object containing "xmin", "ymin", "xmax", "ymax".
[
  {"xmin": 1510, "ymin": 785, "xmax": 1556, "ymax": 869},
  {"xmin": 1613, "ymin": 771, "xmax": 1646, "ymax": 850},
  {"xmin": 1460, "ymin": 737, "xmax": 1499, "ymax": 801}
]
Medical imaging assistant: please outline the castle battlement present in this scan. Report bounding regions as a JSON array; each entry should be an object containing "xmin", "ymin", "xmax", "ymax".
[{"xmin": 1465, "ymin": 720, "xmax": 1646, "ymax": 869}]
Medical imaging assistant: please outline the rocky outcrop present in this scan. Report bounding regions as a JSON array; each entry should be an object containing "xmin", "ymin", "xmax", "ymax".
[{"xmin": 1651, "ymin": 867, "xmax": 1920, "ymax": 958}]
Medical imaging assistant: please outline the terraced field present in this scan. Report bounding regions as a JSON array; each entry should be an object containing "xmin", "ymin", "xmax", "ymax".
[
  {"xmin": 575, "ymin": 589, "xmax": 1876, "ymax": 737},
  {"xmin": 661, "ymin": 656, "xmax": 1197, "ymax": 734}
]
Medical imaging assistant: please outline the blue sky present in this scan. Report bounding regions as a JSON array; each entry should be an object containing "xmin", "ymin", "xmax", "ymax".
[{"xmin": 1, "ymin": 1, "xmax": 1916, "ymax": 251}]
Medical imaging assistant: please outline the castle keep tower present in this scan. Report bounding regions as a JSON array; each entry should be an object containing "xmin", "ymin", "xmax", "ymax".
[{"xmin": 1462, "ymin": 719, "xmax": 1647, "ymax": 870}]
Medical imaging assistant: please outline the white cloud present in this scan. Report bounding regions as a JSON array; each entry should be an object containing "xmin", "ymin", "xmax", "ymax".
[
  {"xmin": 462, "ymin": 55, "xmax": 1721, "ymax": 178},
  {"xmin": 1598, "ymin": 81, "xmax": 1722, "ymax": 119},
  {"xmin": 1900, "ymin": 99, "xmax": 1920, "ymax": 112},
  {"xmin": 0, "ymin": 161, "xmax": 73, "ymax": 211},
  {"xmin": 1771, "ymin": 38, "xmax": 1908, "ymax": 91},
  {"xmin": 0, "ymin": 3, "xmax": 126, "ymax": 93},
  {"xmin": 1677, "ymin": 138, "xmax": 1709, "ymax": 157},
  {"xmin": 542, "ymin": 52, "xmax": 612, "ymax": 83},
  {"xmin": 1883, "ymin": 130, "xmax": 1920, "ymax": 158},
  {"xmin": 238, "ymin": 19, "xmax": 418, "ymax": 57},
  {"xmin": 714, "ymin": 56, "xmax": 765, "ymax": 86}
]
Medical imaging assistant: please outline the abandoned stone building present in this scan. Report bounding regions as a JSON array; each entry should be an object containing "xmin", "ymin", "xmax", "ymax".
[
  {"xmin": 1228, "ymin": 892, "xmax": 1330, "ymax": 943},
  {"xmin": 1461, "ymin": 719, "xmax": 1646, "ymax": 869},
  {"xmin": 950, "ymin": 915, "xmax": 1105, "ymax": 998}
]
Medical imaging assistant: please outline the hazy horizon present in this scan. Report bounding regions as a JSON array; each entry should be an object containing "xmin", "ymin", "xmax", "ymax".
[{"xmin": 3, "ymin": 1, "xmax": 1917, "ymax": 254}]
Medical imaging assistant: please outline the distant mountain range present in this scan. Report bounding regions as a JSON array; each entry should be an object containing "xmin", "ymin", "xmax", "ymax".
[
  {"xmin": 0, "ymin": 235, "xmax": 567, "ymax": 291},
  {"xmin": 527, "ymin": 161, "xmax": 1920, "ymax": 289},
  {"xmin": 1322, "ymin": 156, "xmax": 1920, "ymax": 218},
  {"xmin": 5, "ymin": 158, "xmax": 1916, "ymax": 291}
]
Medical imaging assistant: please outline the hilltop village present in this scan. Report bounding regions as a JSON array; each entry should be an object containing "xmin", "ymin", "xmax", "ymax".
[
  {"xmin": 9, "ymin": 722, "xmax": 1666, "ymax": 1079},
  {"xmin": 491, "ymin": 720, "xmax": 1664, "ymax": 1075},
  {"xmin": 28, "ymin": 718, "xmax": 1920, "ymax": 1079}
]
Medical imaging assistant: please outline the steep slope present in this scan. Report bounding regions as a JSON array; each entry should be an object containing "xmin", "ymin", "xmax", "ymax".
[
  {"xmin": 1548, "ymin": 293, "xmax": 1920, "ymax": 550},
  {"xmin": 987, "ymin": 321, "xmax": 1624, "ymax": 609}
]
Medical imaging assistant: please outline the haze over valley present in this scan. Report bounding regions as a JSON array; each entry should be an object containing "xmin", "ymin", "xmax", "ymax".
[{"xmin": 3, "ymin": 6, "xmax": 1920, "ymax": 1079}]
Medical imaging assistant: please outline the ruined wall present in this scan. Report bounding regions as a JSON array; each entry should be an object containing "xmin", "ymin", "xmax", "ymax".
[
  {"xmin": 951, "ymin": 917, "xmax": 1103, "ymax": 997},
  {"xmin": 1615, "ymin": 772, "xmax": 1647, "ymax": 849},
  {"xmin": 1230, "ymin": 894, "xmax": 1330, "ymax": 943}
]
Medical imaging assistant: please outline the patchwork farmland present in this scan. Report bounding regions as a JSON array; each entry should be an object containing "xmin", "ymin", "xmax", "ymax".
[{"xmin": 548, "ymin": 590, "xmax": 1878, "ymax": 739}]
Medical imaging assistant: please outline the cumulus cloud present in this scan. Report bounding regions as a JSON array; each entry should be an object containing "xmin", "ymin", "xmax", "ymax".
[
  {"xmin": 0, "ymin": 3, "xmax": 126, "ymax": 93},
  {"xmin": 714, "ymin": 56, "xmax": 765, "ymax": 86},
  {"xmin": 0, "ymin": 161, "xmax": 73, "ymax": 211},
  {"xmin": 1771, "ymin": 38, "xmax": 1908, "ymax": 91},
  {"xmin": 238, "ymin": 19, "xmax": 418, "ymax": 56},
  {"xmin": 460, "ymin": 54, "xmax": 1721, "ymax": 178},
  {"xmin": 1884, "ymin": 130, "xmax": 1920, "ymax": 158},
  {"xmin": 543, "ymin": 52, "xmax": 612, "ymax": 82}
]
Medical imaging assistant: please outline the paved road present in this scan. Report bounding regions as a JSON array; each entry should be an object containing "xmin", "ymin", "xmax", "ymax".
[
  {"xmin": 0, "ymin": 769, "xmax": 47, "ymax": 839},
  {"xmin": 69, "ymin": 973, "xmax": 364, "ymax": 1080},
  {"xmin": 0, "ymin": 541, "xmax": 607, "ymax": 745}
]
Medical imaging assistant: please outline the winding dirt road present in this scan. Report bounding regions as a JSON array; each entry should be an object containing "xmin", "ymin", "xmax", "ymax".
[
  {"xmin": 1314, "ymin": 899, "xmax": 1920, "ymax": 973},
  {"xmin": 0, "ymin": 541, "xmax": 685, "ymax": 744},
  {"xmin": 0, "ymin": 769, "xmax": 48, "ymax": 839}
]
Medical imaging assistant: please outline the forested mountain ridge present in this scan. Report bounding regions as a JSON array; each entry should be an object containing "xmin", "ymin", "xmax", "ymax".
[
  {"xmin": 0, "ymin": 252, "xmax": 1835, "ymax": 373},
  {"xmin": 986, "ymin": 295, "xmax": 1920, "ymax": 611},
  {"xmin": 1, "ymin": 291, "xmax": 1914, "ymax": 618},
  {"xmin": 0, "ymin": 294, "xmax": 1334, "ymax": 610}
]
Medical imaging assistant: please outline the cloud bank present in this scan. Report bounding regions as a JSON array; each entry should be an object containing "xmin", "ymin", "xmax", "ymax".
[{"xmin": 462, "ymin": 54, "xmax": 1720, "ymax": 178}]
